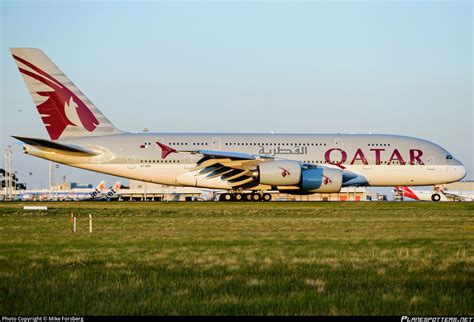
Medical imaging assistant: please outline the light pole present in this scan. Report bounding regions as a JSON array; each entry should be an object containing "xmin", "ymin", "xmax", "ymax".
[
  {"xmin": 3, "ymin": 146, "xmax": 13, "ymax": 200},
  {"xmin": 49, "ymin": 161, "xmax": 52, "ymax": 190}
]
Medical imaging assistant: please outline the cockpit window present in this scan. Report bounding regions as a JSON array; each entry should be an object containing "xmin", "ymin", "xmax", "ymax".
[{"xmin": 446, "ymin": 155, "xmax": 453, "ymax": 160}]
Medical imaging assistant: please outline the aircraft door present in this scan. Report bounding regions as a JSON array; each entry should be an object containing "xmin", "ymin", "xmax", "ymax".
[
  {"xmin": 184, "ymin": 155, "xmax": 194, "ymax": 169},
  {"xmin": 127, "ymin": 155, "xmax": 136, "ymax": 169},
  {"xmin": 335, "ymin": 138, "xmax": 343, "ymax": 149},
  {"xmin": 427, "ymin": 157, "xmax": 435, "ymax": 170},
  {"xmin": 212, "ymin": 138, "xmax": 221, "ymax": 150},
  {"xmin": 364, "ymin": 157, "xmax": 373, "ymax": 170}
]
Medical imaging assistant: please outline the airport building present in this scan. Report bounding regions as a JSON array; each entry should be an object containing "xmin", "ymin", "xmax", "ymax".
[
  {"xmin": 120, "ymin": 181, "xmax": 208, "ymax": 201},
  {"xmin": 119, "ymin": 180, "xmax": 367, "ymax": 202}
]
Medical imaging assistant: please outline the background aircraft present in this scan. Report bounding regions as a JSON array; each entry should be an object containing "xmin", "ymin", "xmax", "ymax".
[
  {"xmin": 394, "ymin": 186, "xmax": 474, "ymax": 202},
  {"xmin": 58, "ymin": 181, "xmax": 106, "ymax": 201},
  {"xmin": 95, "ymin": 181, "xmax": 122, "ymax": 201},
  {"xmin": 13, "ymin": 181, "xmax": 122, "ymax": 201}
]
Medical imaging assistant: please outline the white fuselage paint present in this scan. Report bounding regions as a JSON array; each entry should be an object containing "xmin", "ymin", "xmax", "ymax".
[
  {"xmin": 70, "ymin": 164, "xmax": 464, "ymax": 189},
  {"xmin": 24, "ymin": 133, "xmax": 467, "ymax": 191}
]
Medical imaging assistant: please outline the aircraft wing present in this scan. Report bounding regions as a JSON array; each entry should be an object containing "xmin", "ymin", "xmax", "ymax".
[
  {"xmin": 185, "ymin": 149, "xmax": 263, "ymax": 160},
  {"xmin": 186, "ymin": 149, "xmax": 274, "ymax": 169},
  {"xmin": 158, "ymin": 142, "xmax": 361, "ymax": 190},
  {"xmin": 191, "ymin": 149, "xmax": 276, "ymax": 189},
  {"xmin": 158, "ymin": 142, "xmax": 276, "ymax": 189},
  {"xmin": 12, "ymin": 136, "xmax": 99, "ymax": 157}
]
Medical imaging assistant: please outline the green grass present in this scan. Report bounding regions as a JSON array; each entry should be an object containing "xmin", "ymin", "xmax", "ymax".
[{"xmin": 0, "ymin": 201, "xmax": 472, "ymax": 315}]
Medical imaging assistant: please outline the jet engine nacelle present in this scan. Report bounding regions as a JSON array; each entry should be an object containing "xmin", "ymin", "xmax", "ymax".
[
  {"xmin": 300, "ymin": 167, "xmax": 343, "ymax": 193},
  {"xmin": 255, "ymin": 161, "xmax": 343, "ymax": 193},
  {"xmin": 258, "ymin": 160, "xmax": 302, "ymax": 186}
]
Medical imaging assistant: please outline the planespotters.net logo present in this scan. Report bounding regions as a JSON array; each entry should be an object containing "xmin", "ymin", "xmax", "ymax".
[{"xmin": 402, "ymin": 317, "xmax": 473, "ymax": 322}]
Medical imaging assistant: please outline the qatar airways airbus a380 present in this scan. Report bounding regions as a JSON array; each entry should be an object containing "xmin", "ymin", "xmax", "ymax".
[{"xmin": 10, "ymin": 48, "xmax": 467, "ymax": 201}]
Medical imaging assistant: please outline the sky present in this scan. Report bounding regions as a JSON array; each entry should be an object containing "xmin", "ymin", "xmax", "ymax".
[{"xmin": 1, "ymin": 0, "xmax": 472, "ymax": 190}]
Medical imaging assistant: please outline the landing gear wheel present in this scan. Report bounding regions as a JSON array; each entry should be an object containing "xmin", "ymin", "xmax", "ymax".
[
  {"xmin": 244, "ymin": 194, "xmax": 253, "ymax": 202},
  {"xmin": 223, "ymin": 193, "xmax": 233, "ymax": 202},
  {"xmin": 431, "ymin": 193, "xmax": 441, "ymax": 202},
  {"xmin": 234, "ymin": 193, "xmax": 243, "ymax": 201},
  {"xmin": 252, "ymin": 193, "xmax": 262, "ymax": 202},
  {"xmin": 263, "ymin": 193, "xmax": 272, "ymax": 202}
]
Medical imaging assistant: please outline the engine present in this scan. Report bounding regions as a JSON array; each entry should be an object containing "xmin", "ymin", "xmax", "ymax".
[
  {"xmin": 254, "ymin": 160, "xmax": 343, "ymax": 193},
  {"xmin": 299, "ymin": 166, "xmax": 343, "ymax": 193}
]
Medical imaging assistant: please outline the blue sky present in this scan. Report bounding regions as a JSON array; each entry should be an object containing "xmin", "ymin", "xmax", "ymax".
[{"xmin": 1, "ymin": 1, "xmax": 472, "ymax": 189}]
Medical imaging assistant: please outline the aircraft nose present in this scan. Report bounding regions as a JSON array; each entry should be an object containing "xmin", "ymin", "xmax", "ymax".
[
  {"xmin": 458, "ymin": 165, "xmax": 467, "ymax": 181},
  {"xmin": 453, "ymin": 159, "xmax": 467, "ymax": 181}
]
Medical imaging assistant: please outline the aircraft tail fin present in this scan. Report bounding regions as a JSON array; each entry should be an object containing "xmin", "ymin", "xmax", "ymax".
[
  {"xmin": 97, "ymin": 181, "xmax": 106, "ymax": 191},
  {"xmin": 400, "ymin": 186, "xmax": 418, "ymax": 200},
  {"xmin": 10, "ymin": 48, "xmax": 123, "ymax": 140},
  {"xmin": 112, "ymin": 181, "xmax": 121, "ymax": 192},
  {"xmin": 103, "ymin": 181, "xmax": 122, "ymax": 198}
]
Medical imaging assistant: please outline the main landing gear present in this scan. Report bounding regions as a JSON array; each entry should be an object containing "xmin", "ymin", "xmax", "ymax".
[{"xmin": 219, "ymin": 192, "xmax": 272, "ymax": 202}]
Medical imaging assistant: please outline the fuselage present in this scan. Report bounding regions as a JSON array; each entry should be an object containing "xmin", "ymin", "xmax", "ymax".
[{"xmin": 24, "ymin": 132, "xmax": 466, "ymax": 190}]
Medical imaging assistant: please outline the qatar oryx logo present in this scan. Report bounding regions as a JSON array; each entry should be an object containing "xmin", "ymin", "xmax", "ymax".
[
  {"xmin": 279, "ymin": 167, "xmax": 290, "ymax": 177},
  {"xmin": 12, "ymin": 54, "xmax": 99, "ymax": 140},
  {"xmin": 322, "ymin": 175, "xmax": 332, "ymax": 185}
]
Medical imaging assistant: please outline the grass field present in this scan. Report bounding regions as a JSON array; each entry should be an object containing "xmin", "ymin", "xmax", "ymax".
[{"xmin": 0, "ymin": 201, "xmax": 472, "ymax": 315}]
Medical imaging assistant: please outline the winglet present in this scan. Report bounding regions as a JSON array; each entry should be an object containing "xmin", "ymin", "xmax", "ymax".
[{"xmin": 156, "ymin": 142, "xmax": 176, "ymax": 159}]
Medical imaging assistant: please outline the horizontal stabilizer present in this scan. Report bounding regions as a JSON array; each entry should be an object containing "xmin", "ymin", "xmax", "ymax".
[{"xmin": 12, "ymin": 136, "xmax": 99, "ymax": 156}]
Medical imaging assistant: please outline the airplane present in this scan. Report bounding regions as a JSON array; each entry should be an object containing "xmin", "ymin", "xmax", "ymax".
[
  {"xmin": 394, "ymin": 186, "xmax": 473, "ymax": 202},
  {"xmin": 58, "ymin": 180, "xmax": 107, "ymax": 201},
  {"xmin": 12, "ymin": 180, "xmax": 105, "ymax": 201},
  {"xmin": 9, "ymin": 48, "xmax": 467, "ymax": 201},
  {"xmin": 14, "ymin": 181, "xmax": 121, "ymax": 201},
  {"xmin": 194, "ymin": 189, "xmax": 225, "ymax": 201},
  {"xmin": 59, "ymin": 181, "xmax": 122, "ymax": 201},
  {"xmin": 96, "ymin": 181, "xmax": 122, "ymax": 201},
  {"xmin": 13, "ymin": 190, "xmax": 48, "ymax": 202}
]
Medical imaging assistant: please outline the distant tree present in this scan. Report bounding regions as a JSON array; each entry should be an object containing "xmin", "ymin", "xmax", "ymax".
[{"xmin": 1, "ymin": 168, "xmax": 19, "ymax": 188}]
